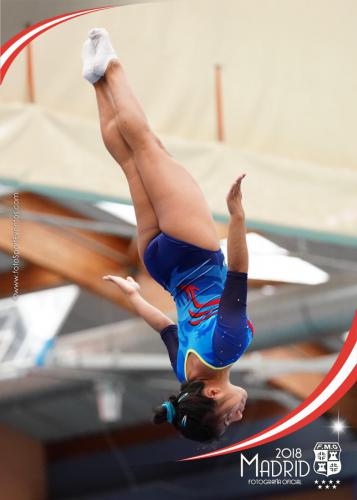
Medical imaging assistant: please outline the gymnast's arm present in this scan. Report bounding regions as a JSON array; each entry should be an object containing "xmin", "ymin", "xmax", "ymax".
[
  {"xmin": 225, "ymin": 174, "xmax": 248, "ymax": 273},
  {"xmin": 213, "ymin": 176, "xmax": 253, "ymax": 356},
  {"xmin": 102, "ymin": 275, "xmax": 174, "ymax": 332}
]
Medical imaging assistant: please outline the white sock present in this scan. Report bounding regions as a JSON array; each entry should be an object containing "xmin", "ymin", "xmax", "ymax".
[
  {"xmin": 88, "ymin": 28, "xmax": 118, "ymax": 77},
  {"xmin": 81, "ymin": 38, "xmax": 101, "ymax": 84}
]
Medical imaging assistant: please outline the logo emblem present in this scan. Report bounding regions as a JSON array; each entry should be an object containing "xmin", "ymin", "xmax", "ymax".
[{"xmin": 313, "ymin": 442, "xmax": 341, "ymax": 477}]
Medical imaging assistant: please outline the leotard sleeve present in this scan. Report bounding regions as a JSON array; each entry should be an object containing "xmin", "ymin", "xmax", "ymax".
[
  {"xmin": 159, "ymin": 324, "xmax": 179, "ymax": 375},
  {"xmin": 213, "ymin": 271, "xmax": 254, "ymax": 363}
]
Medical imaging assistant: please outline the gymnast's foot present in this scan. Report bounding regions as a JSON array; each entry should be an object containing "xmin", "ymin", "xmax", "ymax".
[
  {"xmin": 89, "ymin": 28, "xmax": 118, "ymax": 78},
  {"xmin": 82, "ymin": 38, "xmax": 101, "ymax": 84}
]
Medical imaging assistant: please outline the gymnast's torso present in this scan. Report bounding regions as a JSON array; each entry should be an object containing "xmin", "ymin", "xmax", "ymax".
[{"xmin": 144, "ymin": 231, "xmax": 254, "ymax": 383}]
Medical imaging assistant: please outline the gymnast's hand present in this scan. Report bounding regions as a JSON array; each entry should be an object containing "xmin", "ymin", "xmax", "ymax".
[
  {"xmin": 103, "ymin": 275, "xmax": 141, "ymax": 295},
  {"xmin": 104, "ymin": 274, "xmax": 174, "ymax": 332},
  {"xmin": 226, "ymin": 173, "xmax": 246, "ymax": 217}
]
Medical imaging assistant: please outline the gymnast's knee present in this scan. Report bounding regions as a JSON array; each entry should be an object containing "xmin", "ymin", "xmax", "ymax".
[
  {"xmin": 132, "ymin": 127, "xmax": 154, "ymax": 149},
  {"xmin": 132, "ymin": 131, "xmax": 171, "ymax": 159}
]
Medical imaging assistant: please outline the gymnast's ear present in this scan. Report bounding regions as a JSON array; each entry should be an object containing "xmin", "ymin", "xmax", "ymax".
[{"xmin": 203, "ymin": 385, "xmax": 222, "ymax": 398}]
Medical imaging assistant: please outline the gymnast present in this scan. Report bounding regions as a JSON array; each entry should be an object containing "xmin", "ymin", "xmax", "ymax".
[{"xmin": 82, "ymin": 28, "xmax": 254, "ymax": 442}]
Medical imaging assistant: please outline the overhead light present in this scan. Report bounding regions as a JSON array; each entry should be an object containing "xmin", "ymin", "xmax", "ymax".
[
  {"xmin": 261, "ymin": 285, "xmax": 276, "ymax": 296},
  {"xmin": 95, "ymin": 379, "xmax": 124, "ymax": 423},
  {"xmin": 96, "ymin": 201, "xmax": 137, "ymax": 226},
  {"xmin": 220, "ymin": 233, "xmax": 329, "ymax": 285},
  {"xmin": 0, "ymin": 285, "xmax": 79, "ymax": 367}
]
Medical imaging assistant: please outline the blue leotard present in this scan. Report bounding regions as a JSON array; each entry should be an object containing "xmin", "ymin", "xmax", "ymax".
[{"xmin": 144, "ymin": 232, "xmax": 254, "ymax": 383}]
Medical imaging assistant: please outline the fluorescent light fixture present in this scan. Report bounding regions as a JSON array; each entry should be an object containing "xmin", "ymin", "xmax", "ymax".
[
  {"xmin": 0, "ymin": 285, "xmax": 79, "ymax": 368},
  {"xmin": 220, "ymin": 233, "xmax": 329, "ymax": 285},
  {"xmin": 95, "ymin": 380, "xmax": 123, "ymax": 422},
  {"xmin": 96, "ymin": 201, "xmax": 137, "ymax": 226}
]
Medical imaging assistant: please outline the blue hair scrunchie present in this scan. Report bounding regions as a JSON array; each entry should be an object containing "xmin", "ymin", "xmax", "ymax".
[{"xmin": 162, "ymin": 401, "xmax": 176, "ymax": 423}]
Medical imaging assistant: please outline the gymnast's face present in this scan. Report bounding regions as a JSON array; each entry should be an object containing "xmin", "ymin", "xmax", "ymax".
[{"xmin": 204, "ymin": 383, "xmax": 247, "ymax": 431}]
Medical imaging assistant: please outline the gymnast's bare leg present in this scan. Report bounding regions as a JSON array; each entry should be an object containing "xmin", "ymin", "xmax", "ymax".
[
  {"xmin": 93, "ymin": 79, "xmax": 160, "ymax": 260},
  {"xmin": 90, "ymin": 29, "xmax": 220, "ymax": 252}
]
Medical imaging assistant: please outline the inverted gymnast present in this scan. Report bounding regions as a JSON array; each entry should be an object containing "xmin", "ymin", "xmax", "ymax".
[{"xmin": 82, "ymin": 29, "xmax": 254, "ymax": 442}]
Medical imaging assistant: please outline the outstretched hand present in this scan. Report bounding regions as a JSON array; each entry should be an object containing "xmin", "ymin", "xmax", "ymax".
[
  {"xmin": 226, "ymin": 173, "xmax": 246, "ymax": 216},
  {"xmin": 103, "ymin": 275, "xmax": 141, "ymax": 295}
]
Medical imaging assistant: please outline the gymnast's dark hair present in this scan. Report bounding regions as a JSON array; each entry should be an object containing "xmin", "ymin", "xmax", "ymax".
[{"xmin": 153, "ymin": 380, "xmax": 222, "ymax": 442}]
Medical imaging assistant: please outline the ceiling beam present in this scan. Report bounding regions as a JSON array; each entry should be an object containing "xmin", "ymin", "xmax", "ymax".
[
  {"xmin": 0, "ymin": 192, "xmax": 135, "ymax": 308},
  {"xmin": 0, "ymin": 264, "xmax": 66, "ymax": 298}
]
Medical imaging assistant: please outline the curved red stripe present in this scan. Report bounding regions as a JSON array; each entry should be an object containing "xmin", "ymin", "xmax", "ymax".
[
  {"xmin": 247, "ymin": 318, "xmax": 254, "ymax": 334},
  {"xmin": 188, "ymin": 307, "xmax": 219, "ymax": 318},
  {"xmin": 0, "ymin": 6, "xmax": 114, "ymax": 83},
  {"xmin": 191, "ymin": 296, "xmax": 221, "ymax": 308},
  {"xmin": 189, "ymin": 310, "xmax": 219, "ymax": 326},
  {"xmin": 1, "ymin": 6, "xmax": 112, "ymax": 51},
  {"xmin": 182, "ymin": 311, "xmax": 357, "ymax": 460}
]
